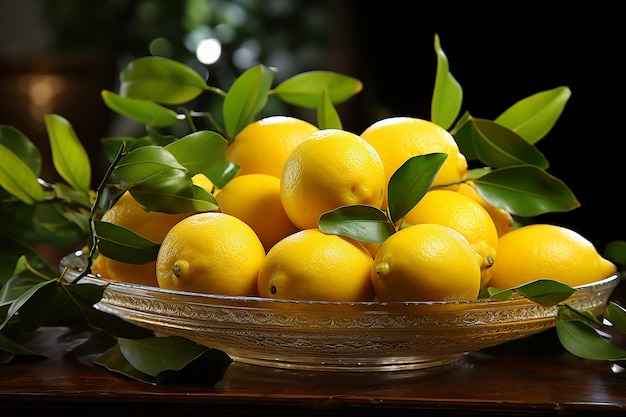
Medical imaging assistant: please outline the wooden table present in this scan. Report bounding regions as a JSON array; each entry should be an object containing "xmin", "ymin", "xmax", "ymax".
[{"xmin": 1, "ymin": 323, "xmax": 626, "ymax": 416}]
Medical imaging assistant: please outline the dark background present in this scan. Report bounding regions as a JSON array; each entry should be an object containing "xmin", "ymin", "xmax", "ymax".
[
  {"xmin": 1, "ymin": 0, "xmax": 624, "ymax": 252},
  {"xmin": 340, "ymin": 1, "xmax": 625, "ymax": 251}
]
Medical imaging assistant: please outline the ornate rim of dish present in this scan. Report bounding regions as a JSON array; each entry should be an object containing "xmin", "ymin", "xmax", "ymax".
[{"xmin": 60, "ymin": 251, "xmax": 620, "ymax": 372}]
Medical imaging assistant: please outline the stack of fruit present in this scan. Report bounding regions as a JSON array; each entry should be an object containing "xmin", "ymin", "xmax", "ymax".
[{"xmin": 92, "ymin": 115, "xmax": 617, "ymax": 303}]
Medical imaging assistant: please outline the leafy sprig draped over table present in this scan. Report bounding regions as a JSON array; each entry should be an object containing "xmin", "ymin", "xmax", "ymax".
[{"xmin": 1, "ymin": 34, "xmax": 625, "ymax": 383}]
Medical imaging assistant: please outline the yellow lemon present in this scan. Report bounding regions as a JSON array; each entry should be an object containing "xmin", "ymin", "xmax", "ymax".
[
  {"xmin": 456, "ymin": 181, "xmax": 515, "ymax": 237},
  {"xmin": 489, "ymin": 224, "xmax": 617, "ymax": 289},
  {"xmin": 360, "ymin": 116, "xmax": 468, "ymax": 206},
  {"xmin": 156, "ymin": 212, "xmax": 265, "ymax": 296},
  {"xmin": 371, "ymin": 223, "xmax": 483, "ymax": 302},
  {"xmin": 226, "ymin": 115, "xmax": 319, "ymax": 178},
  {"xmin": 92, "ymin": 174, "xmax": 215, "ymax": 287},
  {"xmin": 280, "ymin": 128, "xmax": 386, "ymax": 230},
  {"xmin": 215, "ymin": 173, "xmax": 299, "ymax": 252},
  {"xmin": 403, "ymin": 189, "xmax": 498, "ymax": 288},
  {"xmin": 257, "ymin": 229, "xmax": 375, "ymax": 302}
]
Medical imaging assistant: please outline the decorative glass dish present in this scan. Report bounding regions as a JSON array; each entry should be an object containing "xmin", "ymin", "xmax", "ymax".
[{"xmin": 61, "ymin": 252, "xmax": 619, "ymax": 372}]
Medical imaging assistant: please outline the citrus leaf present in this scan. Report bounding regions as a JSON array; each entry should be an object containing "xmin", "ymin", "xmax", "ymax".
[
  {"xmin": 0, "ymin": 275, "xmax": 45, "ymax": 304},
  {"xmin": 0, "ymin": 279, "xmax": 56, "ymax": 331},
  {"xmin": 467, "ymin": 118, "xmax": 549, "ymax": 169},
  {"xmin": 101, "ymin": 90, "xmax": 179, "ymax": 127},
  {"xmin": 223, "ymin": 65, "xmax": 274, "ymax": 139},
  {"xmin": 316, "ymin": 88, "xmax": 342, "ymax": 129},
  {"xmin": 0, "ymin": 125, "xmax": 41, "ymax": 175},
  {"xmin": 0, "ymin": 143, "xmax": 45, "ymax": 204},
  {"xmin": 556, "ymin": 318, "xmax": 626, "ymax": 361},
  {"xmin": 485, "ymin": 279, "xmax": 575, "ymax": 306},
  {"xmin": 202, "ymin": 157, "xmax": 240, "ymax": 189},
  {"xmin": 495, "ymin": 86, "xmax": 571, "ymax": 144},
  {"xmin": 164, "ymin": 130, "xmax": 229, "ymax": 176},
  {"xmin": 513, "ymin": 279, "xmax": 575, "ymax": 306},
  {"xmin": 319, "ymin": 204, "xmax": 395, "ymax": 244},
  {"xmin": 604, "ymin": 240, "xmax": 626, "ymax": 269},
  {"xmin": 113, "ymin": 146, "xmax": 187, "ymax": 186},
  {"xmin": 387, "ymin": 153, "xmax": 447, "ymax": 224},
  {"xmin": 118, "ymin": 336, "xmax": 210, "ymax": 376},
  {"xmin": 431, "ymin": 33, "xmax": 463, "ymax": 130},
  {"xmin": 101, "ymin": 136, "xmax": 152, "ymax": 164},
  {"xmin": 0, "ymin": 241, "xmax": 53, "ymax": 286},
  {"xmin": 604, "ymin": 302, "xmax": 626, "ymax": 334},
  {"xmin": 95, "ymin": 338, "xmax": 232, "ymax": 384},
  {"xmin": 94, "ymin": 344, "xmax": 158, "ymax": 384},
  {"xmin": 119, "ymin": 56, "xmax": 207, "ymax": 105},
  {"xmin": 45, "ymin": 114, "xmax": 92, "ymax": 192},
  {"xmin": 473, "ymin": 165, "xmax": 580, "ymax": 217},
  {"xmin": 94, "ymin": 220, "xmax": 160, "ymax": 264},
  {"xmin": 128, "ymin": 169, "xmax": 215, "ymax": 214},
  {"xmin": 0, "ymin": 331, "xmax": 47, "ymax": 359},
  {"xmin": 274, "ymin": 70, "xmax": 362, "ymax": 109}
]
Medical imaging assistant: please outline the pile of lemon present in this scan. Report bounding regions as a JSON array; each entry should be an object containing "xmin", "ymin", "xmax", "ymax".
[{"xmin": 92, "ymin": 115, "xmax": 617, "ymax": 302}]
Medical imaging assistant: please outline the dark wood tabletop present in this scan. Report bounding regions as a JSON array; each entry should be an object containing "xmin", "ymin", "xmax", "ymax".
[{"xmin": 2, "ymin": 289, "xmax": 626, "ymax": 416}]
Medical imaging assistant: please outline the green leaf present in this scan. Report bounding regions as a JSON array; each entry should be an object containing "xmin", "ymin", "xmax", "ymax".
[
  {"xmin": 164, "ymin": 130, "xmax": 229, "ymax": 176},
  {"xmin": 387, "ymin": 153, "xmax": 447, "ymax": 223},
  {"xmin": 95, "ymin": 338, "xmax": 232, "ymax": 384},
  {"xmin": 0, "ymin": 279, "xmax": 57, "ymax": 331},
  {"xmin": 604, "ymin": 240, "xmax": 626, "ymax": 269},
  {"xmin": 94, "ymin": 344, "xmax": 158, "ymax": 384},
  {"xmin": 0, "ymin": 143, "xmax": 45, "ymax": 204},
  {"xmin": 0, "ymin": 275, "xmax": 46, "ymax": 304},
  {"xmin": 485, "ymin": 279, "xmax": 575, "ymax": 306},
  {"xmin": 0, "ymin": 240, "xmax": 54, "ymax": 286},
  {"xmin": 0, "ymin": 331, "xmax": 48, "ymax": 359},
  {"xmin": 118, "ymin": 336, "xmax": 209, "ymax": 376},
  {"xmin": 431, "ymin": 34, "xmax": 463, "ymax": 130},
  {"xmin": 604, "ymin": 302, "xmax": 626, "ymax": 334},
  {"xmin": 113, "ymin": 145, "xmax": 187, "ymax": 186},
  {"xmin": 274, "ymin": 70, "xmax": 362, "ymax": 109},
  {"xmin": 101, "ymin": 136, "xmax": 152, "ymax": 163},
  {"xmin": 45, "ymin": 114, "xmax": 91, "ymax": 193},
  {"xmin": 316, "ymin": 88, "xmax": 343, "ymax": 129},
  {"xmin": 119, "ymin": 56, "xmax": 207, "ymax": 105},
  {"xmin": 0, "ymin": 125, "xmax": 41, "ymax": 175},
  {"xmin": 319, "ymin": 205, "xmax": 395, "ymax": 244},
  {"xmin": 223, "ymin": 65, "xmax": 274, "ymax": 139},
  {"xmin": 101, "ymin": 90, "xmax": 179, "ymax": 127},
  {"xmin": 202, "ymin": 158, "xmax": 240, "ymax": 189},
  {"xmin": 473, "ymin": 165, "xmax": 580, "ymax": 217},
  {"xmin": 495, "ymin": 86, "xmax": 571, "ymax": 144},
  {"xmin": 94, "ymin": 220, "xmax": 160, "ymax": 264},
  {"xmin": 556, "ymin": 318, "xmax": 626, "ymax": 361},
  {"xmin": 464, "ymin": 118, "xmax": 549, "ymax": 169},
  {"xmin": 129, "ymin": 169, "xmax": 216, "ymax": 214}
]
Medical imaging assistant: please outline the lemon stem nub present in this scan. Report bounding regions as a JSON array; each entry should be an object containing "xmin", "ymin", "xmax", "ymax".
[
  {"xmin": 376, "ymin": 262, "xmax": 390, "ymax": 276},
  {"xmin": 483, "ymin": 255, "xmax": 494, "ymax": 269},
  {"xmin": 172, "ymin": 260, "xmax": 189, "ymax": 278}
]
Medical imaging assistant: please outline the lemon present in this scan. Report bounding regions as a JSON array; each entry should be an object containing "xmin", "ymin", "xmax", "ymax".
[
  {"xmin": 280, "ymin": 128, "xmax": 386, "ymax": 230},
  {"xmin": 371, "ymin": 223, "xmax": 483, "ymax": 302},
  {"xmin": 257, "ymin": 229, "xmax": 375, "ymax": 302},
  {"xmin": 403, "ymin": 189, "xmax": 499, "ymax": 288},
  {"xmin": 456, "ymin": 181, "xmax": 515, "ymax": 237},
  {"xmin": 215, "ymin": 173, "xmax": 299, "ymax": 252},
  {"xmin": 91, "ymin": 175, "xmax": 214, "ymax": 287},
  {"xmin": 489, "ymin": 224, "xmax": 617, "ymax": 289},
  {"xmin": 156, "ymin": 212, "xmax": 265, "ymax": 296},
  {"xmin": 360, "ymin": 116, "xmax": 468, "ymax": 206},
  {"xmin": 226, "ymin": 115, "xmax": 319, "ymax": 178}
]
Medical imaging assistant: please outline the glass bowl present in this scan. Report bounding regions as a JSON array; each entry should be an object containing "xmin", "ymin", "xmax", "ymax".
[{"xmin": 61, "ymin": 252, "xmax": 620, "ymax": 372}]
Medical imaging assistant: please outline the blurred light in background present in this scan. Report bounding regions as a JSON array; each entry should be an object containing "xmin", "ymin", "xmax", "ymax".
[{"xmin": 196, "ymin": 38, "xmax": 221, "ymax": 65}]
